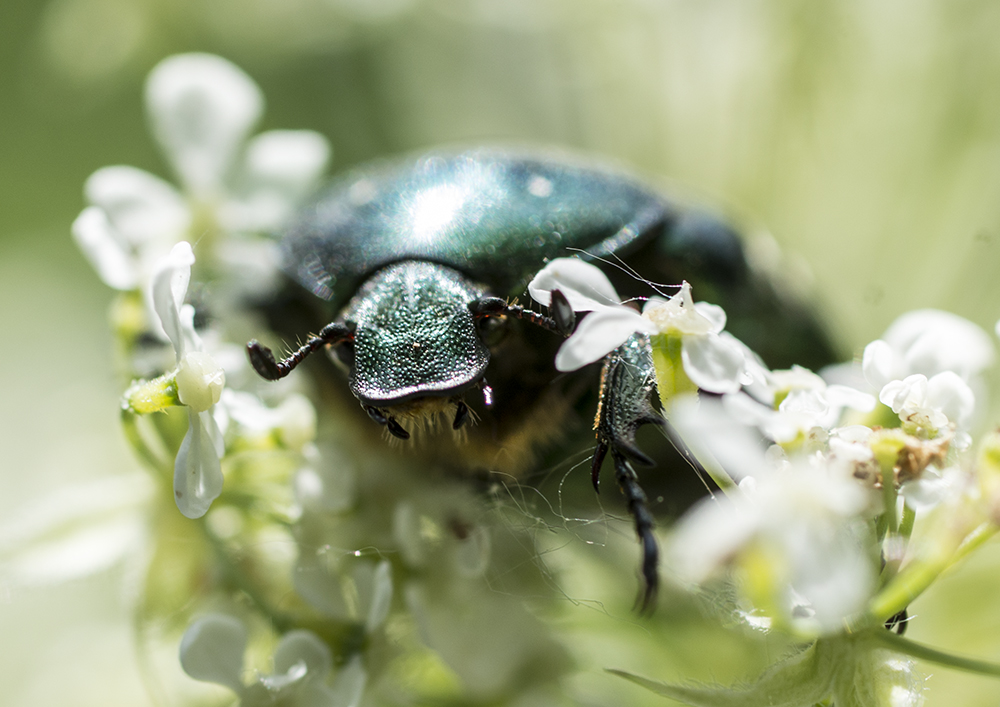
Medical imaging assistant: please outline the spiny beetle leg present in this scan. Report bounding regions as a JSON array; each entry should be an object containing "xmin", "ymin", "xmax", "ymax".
[
  {"xmin": 612, "ymin": 448, "xmax": 658, "ymax": 610},
  {"xmin": 592, "ymin": 332, "xmax": 664, "ymax": 607}
]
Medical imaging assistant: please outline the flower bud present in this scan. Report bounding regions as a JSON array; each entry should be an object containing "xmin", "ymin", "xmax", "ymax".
[{"xmin": 176, "ymin": 351, "xmax": 225, "ymax": 412}]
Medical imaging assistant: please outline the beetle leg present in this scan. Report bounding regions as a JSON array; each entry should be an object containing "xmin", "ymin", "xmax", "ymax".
[
  {"xmin": 593, "ymin": 333, "xmax": 662, "ymax": 489},
  {"xmin": 365, "ymin": 405, "xmax": 411, "ymax": 440},
  {"xmin": 469, "ymin": 297, "xmax": 568, "ymax": 336},
  {"xmin": 247, "ymin": 322, "xmax": 354, "ymax": 380},
  {"xmin": 453, "ymin": 400, "xmax": 470, "ymax": 430},
  {"xmin": 611, "ymin": 448, "xmax": 658, "ymax": 610},
  {"xmin": 593, "ymin": 332, "xmax": 664, "ymax": 607}
]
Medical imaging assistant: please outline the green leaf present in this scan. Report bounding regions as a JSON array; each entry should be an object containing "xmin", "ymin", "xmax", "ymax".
[{"xmin": 608, "ymin": 641, "xmax": 835, "ymax": 707}]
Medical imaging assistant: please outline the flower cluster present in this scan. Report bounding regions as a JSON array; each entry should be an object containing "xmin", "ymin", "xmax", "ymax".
[
  {"xmin": 30, "ymin": 53, "xmax": 581, "ymax": 707},
  {"xmin": 530, "ymin": 257, "xmax": 1000, "ymax": 705},
  {"xmin": 15, "ymin": 51, "xmax": 1000, "ymax": 707}
]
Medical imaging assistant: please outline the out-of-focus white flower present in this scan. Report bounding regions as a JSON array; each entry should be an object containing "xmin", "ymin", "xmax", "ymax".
[
  {"xmin": 863, "ymin": 310, "xmax": 994, "ymax": 388},
  {"xmin": 221, "ymin": 390, "xmax": 318, "ymax": 452},
  {"xmin": 667, "ymin": 395, "xmax": 878, "ymax": 635},
  {"xmin": 73, "ymin": 53, "xmax": 329, "ymax": 294},
  {"xmin": 293, "ymin": 558, "xmax": 393, "ymax": 634},
  {"xmin": 900, "ymin": 465, "xmax": 967, "ymax": 513},
  {"xmin": 879, "ymin": 372, "xmax": 974, "ymax": 443},
  {"xmin": 527, "ymin": 258, "xmax": 748, "ymax": 393},
  {"xmin": 179, "ymin": 614, "xmax": 366, "ymax": 707},
  {"xmin": 152, "ymin": 242, "xmax": 226, "ymax": 518},
  {"xmin": 0, "ymin": 474, "xmax": 152, "ymax": 586},
  {"xmin": 669, "ymin": 453, "xmax": 877, "ymax": 636},
  {"xmin": 725, "ymin": 380, "xmax": 874, "ymax": 446}
]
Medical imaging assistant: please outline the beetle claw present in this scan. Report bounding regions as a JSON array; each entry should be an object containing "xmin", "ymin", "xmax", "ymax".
[
  {"xmin": 386, "ymin": 417, "xmax": 410, "ymax": 440},
  {"xmin": 550, "ymin": 288, "xmax": 576, "ymax": 336},
  {"xmin": 247, "ymin": 340, "xmax": 284, "ymax": 380},
  {"xmin": 453, "ymin": 400, "xmax": 470, "ymax": 430}
]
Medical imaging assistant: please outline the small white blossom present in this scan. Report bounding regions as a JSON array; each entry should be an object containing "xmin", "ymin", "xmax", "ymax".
[
  {"xmin": 179, "ymin": 614, "xmax": 366, "ymax": 707},
  {"xmin": 863, "ymin": 310, "xmax": 994, "ymax": 388},
  {"xmin": 879, "ymin": 371, "xmax": 974, "ymax": 443},
  {"xmin": 669, "ymin": 454, "xmax": 876, "ymax": 635},
  {"xmin": 527, "ymin": 258, "xmax": 748, "ymax": 393},
  {"xmin": 725, "ymin": 381, "xmax": 874, "ymax": 445},
  {"xmin": 152, "ymin": 242, "xmax": 226, "ymax": 519},
  {"xmin": 73, "ymin": 53, "xmax": 330, "ymax": 296}
]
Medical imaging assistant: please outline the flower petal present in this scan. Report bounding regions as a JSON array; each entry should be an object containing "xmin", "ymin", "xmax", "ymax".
[
  {"xmin": 885, "ymin": 309, "xmax": 994, "ymax": 381},
  {"xmin": 151, "ymin": 241, "xmax": 195, "ymax": 357},
  {"xmin": 145, "ymin": 53, "xmax": 263, "ymax": 196},
  {"xmin": 179, "ymin": 614, "xmax": 246, "ymax": 692},
  {"xmin": 71, "ymin": 207, "xmax": 138, "ymax": 290},
  {"xmin": 681, "ymin": 333, "xmax": 746, "ymax": 394},
  {"xmin": 554, "ymin": 306, "xmax": 649, "ymax": 371},
  {"xmin": 862, "ymin": 339, "xmax": 896, "ymax": 390},
  {"xmin": 272, "ymin": 630, "xmax": 332, "ymax": 679},
  {"xmin": 221, "ymin": 130, "xmax": 331, "ymax": 232},
  {"xmin": 173, "ymin": 409, "xmax": 224, "ymax": 519},
  {"xmin": 527, "ymin": 257, "xmax": 622, "ymax": 311},
  {"xmin": 328, "ymin": 655, "xmax": 367, "ymax": 707},
  {"xmin": 365, "ymin": 560, "xmax": 394, "ymax": 633},
  {"xmin": 84, "ymin": 165, "xmax": 189, "ymax": 246},
  {"xmin": 926, "ymin": 370, "xmax": 975, "ymax": 428}
]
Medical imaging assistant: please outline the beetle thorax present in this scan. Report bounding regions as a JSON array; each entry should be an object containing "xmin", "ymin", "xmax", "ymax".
[{"xmin": 340, "ymin": 261, "xmax": 489, "ymax": 410}]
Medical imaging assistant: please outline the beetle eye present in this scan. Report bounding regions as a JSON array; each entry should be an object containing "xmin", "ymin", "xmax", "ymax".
[{"xmin": 476, "ymin": 315, "xmax": 509, "ymax": 347}]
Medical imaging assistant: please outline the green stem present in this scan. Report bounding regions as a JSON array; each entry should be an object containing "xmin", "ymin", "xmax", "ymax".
[
  {"xmin": 898, "ymin": 504, "xmax": 916, "ymax": 540},
  {"xmin": 867, "ymin": 520, "xmax": 996, "ymax": 622},
  {"xmin": 121, "ymin": 409, "xmax": 171, "ymax": 475},
  {"xmin": 880, "ymin": 480, "xmax": 898, "ymax": 536},
  {"xmin": 872, "ymin": 630, "xmax": 1000, "ymax": 678}
]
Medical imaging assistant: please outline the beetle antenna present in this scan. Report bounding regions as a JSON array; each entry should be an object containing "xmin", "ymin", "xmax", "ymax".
[
  {"xmin": 469, "ymin": 290, "xmax": 575, "ymax": 336},
  {"xmin": 247, "ymin": 322, "xmax": 354, "ymax": 380}
]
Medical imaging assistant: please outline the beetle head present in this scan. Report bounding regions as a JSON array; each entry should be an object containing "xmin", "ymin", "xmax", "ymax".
[{"xmin": 340, "ymin": 261, "xmax": 490, "ymax": 423}]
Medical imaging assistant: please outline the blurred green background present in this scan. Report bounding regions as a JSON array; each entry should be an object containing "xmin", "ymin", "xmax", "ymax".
[{"xmin": 4, "ymin": 0, "xmax": 1000, "ymax": 704}]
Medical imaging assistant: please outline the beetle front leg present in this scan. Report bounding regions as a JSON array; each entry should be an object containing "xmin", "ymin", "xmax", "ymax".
[{"xmin": 593, "ymin": 333, "xmax": 664, "ymax": 608}]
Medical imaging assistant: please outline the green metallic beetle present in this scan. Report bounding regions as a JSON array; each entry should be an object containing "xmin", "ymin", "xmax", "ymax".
[{"xmin": 247, "ymin": 147, "xmax": 834, "ymax": 605}]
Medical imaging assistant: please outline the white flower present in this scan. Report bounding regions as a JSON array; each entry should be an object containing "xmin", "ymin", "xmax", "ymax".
[
  {"xmin": 863, "ymin": 310, "xmax": 994, "ymax": 388},
  {"xmin": 73, "ymin": 53, "xmax": 330, "ymax": 294},
  {"xmin": 879, "ymin": 372, "xmax": 974, "ymax": 442},
  {"xmin": 179, "ymin": 614, "xmax": 366, "ymax": 707},
  {"xmin": 669, "ymin": 454, "xmax": 876, "ymax": 636},
  {"xmin": 152, "ymin": 242, "xmax": 226, "ymax": 518},
  {"xmin": 527, "ymin": 258, "xmax": 748, "ymax": 393},
  {"xmin": 222, "ymin": 390, "xmax": 318, "ymax": 452},
  {"xmin": 725, "ymin": 375, "xmax": 875, "ymax": 445}
]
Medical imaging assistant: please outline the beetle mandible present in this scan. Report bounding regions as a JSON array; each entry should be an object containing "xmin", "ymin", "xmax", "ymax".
[{"xmin": 246, "ymin": 147, "xmax": 835, "ymax": 606}]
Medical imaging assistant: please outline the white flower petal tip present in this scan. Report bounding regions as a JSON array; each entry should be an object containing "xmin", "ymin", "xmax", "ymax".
[
  {"xmin": 527, "ymin": 257, "xmax": 622, "ymax": 311},
  {"xmin": 244, "ymin": 130, "xmax": 331, "ymax": 187},
  {"xmin": 554, "ymin": 306, "xmax": 649, "ymax": 371},
  {"xmin": 179, "ymin": 614, "xmax": 247, "ymax": 692},
  {"xmin": 151, "ymin": 241, "xmax": 195, "ymax": 356},
  {"xmin": 681, "ymin": 333, "xmax": 746, "ymax": 394},
  {"xmin": 145, "ymin": 53, "xmax": 264, "ymax": 196},
  {"xmin": 84, "ymin": 166, "xmax": 190, "ymax": 243},
  {"xmin": 71, "ymin": 207, "xmax": 139, "ymax": 290},
  {"xmin": 174, "ymin": 410, "xmax": 224, "ymax": 519}
]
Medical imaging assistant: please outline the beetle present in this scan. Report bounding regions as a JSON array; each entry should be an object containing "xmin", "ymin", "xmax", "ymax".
[{"xmin": 246, "ymin": 147, "xmax": 834, "ymax": 607}]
